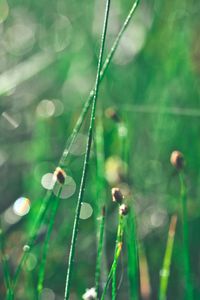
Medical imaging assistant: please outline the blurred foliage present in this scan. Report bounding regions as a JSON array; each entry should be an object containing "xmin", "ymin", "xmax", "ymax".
[{"xmin": 0, "ymin": 0, "xmax": 200, "ymax": 299}]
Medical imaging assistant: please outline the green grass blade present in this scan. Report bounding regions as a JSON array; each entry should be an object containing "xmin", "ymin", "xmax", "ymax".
[
  {"xmin": 63, "ymin": 1, "xmax": 111, "ymax": 299},
  {"xmin": 159, "ymin": 215, "xmax": 177, "ymax": 300},
  {"xmin": 179, "ymin": 173, "xmax": 193, "ymax": 300},
  {"xmin": 94, "ymin": 113, "xmax": 108, "ymax": 296},
  {"xmin": 101, "ymin": 215, "xmax": 124, "ymax": 300},
  {"xmin": 95, "ymin": 206, "xmax": 106, "ymax": 296},
  {"xmin": 125, "ymin": 207, "xmax": 139, "ymax": 300}
]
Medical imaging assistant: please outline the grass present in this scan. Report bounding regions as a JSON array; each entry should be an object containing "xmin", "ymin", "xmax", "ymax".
[
  {"xmin": 159, "ymin": 215, "xmax": 177, "ymax": 300},
  {"xmin": 1, "ymin": 0, "xmax": 200, "ymax": 299}
]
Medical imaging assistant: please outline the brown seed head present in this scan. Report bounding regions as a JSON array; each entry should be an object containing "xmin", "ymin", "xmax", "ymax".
[
  {"xmin": 111, "ymin": 187, "xmax": 124, "ymax": 204},
  {"xmin": 54, "ymin": 167, "xmax": 66, "ymax": 184},
  {"xmin": 119, "ymin": 204, "xmax": 129, "ymax": 216},
  {"xmin": 105, "ymin": 107, "xmax": 121, "ymax": 123},
  {"xmin": 170, "ymin": 151, "xmax": 184, "ymax": 170}
]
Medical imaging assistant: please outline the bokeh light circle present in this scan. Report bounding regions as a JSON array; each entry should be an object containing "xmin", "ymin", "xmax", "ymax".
[
  {"xmin": 53, "ymin": 176, "xmax": 76, "ymax": 199},
  {"xmin": 13, "ymin": 197, "xmax": 31, "ymax": 216},
  {"xmin": 80, "ymin": 202, "xmax": 93, "ymax": 220}
]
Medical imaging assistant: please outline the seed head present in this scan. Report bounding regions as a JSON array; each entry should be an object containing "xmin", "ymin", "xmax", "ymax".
[
  {"xmin": 170, "ymin": 151, "xmax": 184, "ymax": 170},
  {"xmin": 119, "ymin": 204, "xmax": 129, "ymax": 216},
  {"xmin": 53, "ymin": 167, "xmax": 66, "ymax": 184},
  {"xmin": 105, "ymin": 107, "xmax": 121, "ymax": 123},
  {"xmin": 111, "ymin": 187, "xmax": 124, "ymax": 204}
]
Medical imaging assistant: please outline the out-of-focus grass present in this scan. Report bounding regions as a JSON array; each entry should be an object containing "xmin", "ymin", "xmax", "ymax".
[{"xmin": 0, "ymin": 0, "xmax": 200, "ymax": 299}]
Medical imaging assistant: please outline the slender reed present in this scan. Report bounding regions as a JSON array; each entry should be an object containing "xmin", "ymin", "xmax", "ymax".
[
  {"xmin": 63, "ymin": 1, "xmax": 111, "ymax": 299},
  {"xmin": 179, "ymin": 173, "xmax": 193, "ymax": 300},
  {"xmin": 95, "ymin": 206, "xmax": 106, "ymax": 295},
  {"xmin": 112, "ymin": 215, "xmax": 124, "ymax": 299},
  {"xmin": 125, "ymin": 206, "xmax": 139, "ymax": 300},
  {"xmin": 170, "ymin": 151, "xmax": 193, "ymax": 300},
  {"xmin": 37, "ymin": 188, "xmax": 62, "ymax": 297},
  {"xmin": 94, "ymin": 112, "xmax": 108, "ymax": 295},
  {"xmin": 101, "ymin": 215, "xmax": 124, "ymax": 300},
  {"xmin": 159, "ymin": 215, "xmax": 177, "ymax": 300}
]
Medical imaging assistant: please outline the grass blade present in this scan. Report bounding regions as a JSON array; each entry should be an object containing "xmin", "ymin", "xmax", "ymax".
[
  {"xmin": 179, "ymin": 173, "xmax": 193, "ymax": 300},
  {"xmin": 125, "ymin": 206, "xmax": 139, "ymax": 300},
  {"xmin": 63, "ymin": 1, "xmax": 111, "ymax": 299},
  {"xmin": 101, "ymin": 215, "xmax": 124, "ymax": 300},
  {"xmin": 159, "ymin": 215, "xmax": 177, "ymax": 300},
  {"xmin": 95, "ymin": 206, "xmax": 106, "ymax": 296}
]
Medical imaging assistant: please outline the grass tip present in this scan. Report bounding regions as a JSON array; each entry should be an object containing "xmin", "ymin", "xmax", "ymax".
[
  {"xmin": 170, "ymin": 150, "xmax": 184, "ymax": 170},
  {"xmin": 53, "ymin": 167, "xmax": 67, "ymax": 184},
  {"xmin": 105, "ymin": 107, "xmax": 121, "ymax": 123},
  {"xmin": 119, "ymin": 203, "xmax": 129, "ymax": 216},
  {"xmin": 111, "ymin": 187, "xmax": 124, "ymax": 204}
]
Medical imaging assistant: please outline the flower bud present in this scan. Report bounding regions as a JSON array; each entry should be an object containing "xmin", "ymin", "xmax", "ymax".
[
  {"xmin": 119, "ymin": 204, "xmax": 129, "ymax": 216},
  {"xmin": 111, "ymin": 187, "xmax": 124, "ymax": 204},
  {"xmin": 53, "ymin": 167, "xmax": 66, "ymax": 184},
  {"xmin": 105, "ymin": 107, "xmax": 121, "ymax": 123},
  {"xmin": 170, "ymin": 151, "xmax": 184, "ymax": 170}
]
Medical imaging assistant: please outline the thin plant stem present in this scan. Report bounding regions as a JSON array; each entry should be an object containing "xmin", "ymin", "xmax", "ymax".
[
  {"xmin": 159, "ymin": 215, "xmax": 177, "ymax": 300},
  {"xmin": 125, "ymin": 206, "xmax": 139, "ymax": 300},
  {"xmin": 59, "ymin": 0, "xmax": 140, "ymax": 168},
  {"xmin": 179, "ymin": 172, "xmax": 193, "ymax": 300},
  {"xmin": 95, "ymin": 112, "xmax": 108, "ymax": 295},
  {"xmin": 101, "ymin": 215, "xmax": 124, "ymax": 300},
  {"xmin": 37, "ymin": 188, "xmax": 62, "ymax": 297},
  {"xmin": 112, "ymin": 215, "xmax": 123, "ymax": 300},
  {"xmin": 63, "ymin": 0, "xmax": 111, "ymax": 299},
  {"xmin": 95, "ymin": 110, "xmax": 106, "ymax": 210},
  {"xmin": 95, "ymin": 206, "xmax": 106, "ymax": 296}
]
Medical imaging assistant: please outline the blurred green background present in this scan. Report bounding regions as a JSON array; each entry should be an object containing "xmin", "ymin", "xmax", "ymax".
[{"xmin": 0, "ymin": 0, "xmax": 200, "ymax": 299}]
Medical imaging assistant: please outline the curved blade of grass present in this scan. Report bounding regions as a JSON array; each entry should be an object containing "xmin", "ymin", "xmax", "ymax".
[
  {"xmin": 159, "ymin": 215, "xmax": 177, "ymax": 300},
  {"xmin": 63, "ymin": 0, "xmax": 111, "ymax": 299},
  {"xmin": 37, "ymin": 188, "xmax": 62, "ymax": 297},
  {"xmin": 125, "ymin": 206, "xmax": 139, "ymax": 300},
  {"xmin": 179, "ymin": 173, "xmax": 193, "ymax": 300}
]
